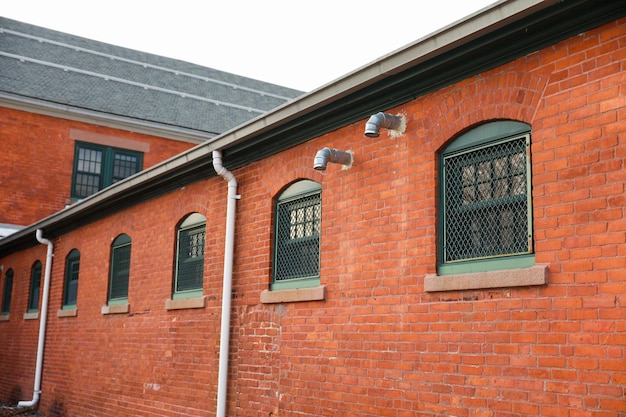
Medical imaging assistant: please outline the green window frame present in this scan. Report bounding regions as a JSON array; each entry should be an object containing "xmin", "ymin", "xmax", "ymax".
[
  {"xmin": 72, "ymin": 141, "xmax": 143, "ymax": 199},
  {"xmin": 28, "ymin": 261, "xmax": 42, "ymax": 312},
  {"xmin": 63, "ymin": 249, "xmax": 80, "ymax": 308},
  {"xmin": 173, "ymin": 213, "xmax": 206, "ymax": 300},
  {"xmin": 108, "ymin": 234, "xmax": 131, "ymax": 305},
  {"xmin": 439, "ymin": 121, "xmax": 534, "ymax": 275},
  {"xmin": 1, "ymin": 268, "xmax": 13, "ymax": 315},
  {"xmin": 272, "ymin": 180, "xmax": 322, "ymax": 291}
]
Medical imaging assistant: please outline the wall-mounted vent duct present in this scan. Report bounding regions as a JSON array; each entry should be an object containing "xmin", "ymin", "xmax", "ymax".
[
  {"xmin": 364, "ymin": 112, "xmax": 404, "ymax": 138},
  {"xmin": 313, "ymin": 148, "xmax": 353, "ymax": 170}
]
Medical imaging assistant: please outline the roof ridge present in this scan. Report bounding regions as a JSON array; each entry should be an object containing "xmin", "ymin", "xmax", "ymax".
[
  {"xmin": 0, "ymin": 51, "xmax": 266, "ymax": 114},
  {"xmin": 0, "ymin": 27, "xmax": 295, "ymax": 101}
]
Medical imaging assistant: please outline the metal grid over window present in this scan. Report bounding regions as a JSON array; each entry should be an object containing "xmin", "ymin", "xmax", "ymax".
[
  {"xmin": 442, "ymin": 134, "xmax": 531, "ymax": 263},
  {"xmin": 64, "ymin": 250, "xmax": 80, "ymax": 306},
  {"xmin": 274, "ymin": 190, "xmax": 321, "ymax": 283},
  {"xmin": 109, "ymin": 235, "xmax": 131, "ymax": 302},
  {"xmin": 28, "ymin": 261, "xmax": 42, "ymax": 311},
  {"xmin": 175, "ymin": 223, "xmax": 206, "ymax": 293},
  {"xmin": 1, "ymin": 269, "xmax": 13, "ymax": 314}
]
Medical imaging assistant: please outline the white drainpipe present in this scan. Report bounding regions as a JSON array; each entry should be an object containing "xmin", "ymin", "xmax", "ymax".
[
  {"xmin": 19, "ymin": 229, "xmax": 53, "ymax": 408},
  {"xmin": 212, "ymin": 150, "xmax": 239, "ymax": 417}
]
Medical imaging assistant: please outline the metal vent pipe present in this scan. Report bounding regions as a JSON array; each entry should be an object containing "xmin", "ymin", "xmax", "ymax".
[
  {"xmin": 313, "ymin": 148, "xmax": 353, "ymax": 170},
  {"xmin": 364, "ymin": 112, "xmax": 403, "ymax": 137}
]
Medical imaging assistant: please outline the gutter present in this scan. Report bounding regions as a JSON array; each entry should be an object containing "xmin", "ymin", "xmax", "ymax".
[{"xmin": 18, "ymin": 229, "xmax": 53, "ymax": 408}]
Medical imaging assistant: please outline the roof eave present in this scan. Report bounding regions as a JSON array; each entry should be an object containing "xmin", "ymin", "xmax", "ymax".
[{"xmin": 2, "ymin": 0, "xmax": 625, "ymax": 256}]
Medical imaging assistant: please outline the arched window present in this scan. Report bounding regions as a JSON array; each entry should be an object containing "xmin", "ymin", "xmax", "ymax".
[
  {"xmin": 108, "ymin": 234, "xmax": 131, "ymax": 305},
  {"xmin": 173, "ymin": 213, "xmax": 206, "ymax": 299},
  {"xmin": 1, "ymin": 268, "xmax": 13, "ymax": 315},
  {"xmin": 28, "ymin": 261, "xmax": 42, "ymax": 312},
  {"xmin": 63, "ymin": 249, "xmax": 80, "ymax": 308},
  {"xmin": 438, "ymin": 120, "xmax": 534, "ymax": 275},
  {"xmin": 272, "ymin": 180, "xmax": 322, "ymax": 290}
]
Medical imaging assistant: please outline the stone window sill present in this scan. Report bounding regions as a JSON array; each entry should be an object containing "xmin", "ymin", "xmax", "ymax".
[
  {"xmin": 23, "ymin": 312, "xmax": 39, "ymax": 320},
  {"xmin": 424, "ymin": 264, "xmax": 548, "ymax": 292},
  {"xmin": 260, "ymin": 285, "xmax": 326, "ymax": 304},
  {"xmin": 101, "ymin": 303, "xmax": 130, "ymax": 315},
  {"xmin": 57, "ymin": 308, "xmax": 78, "ymax": 318},
  {"xmin": 165, "ymin": 296, "xmax": 205, "ymax": 311},
  {"xmin": 0, "ymin": 314, "xmax": 9, "ymax": 322}
]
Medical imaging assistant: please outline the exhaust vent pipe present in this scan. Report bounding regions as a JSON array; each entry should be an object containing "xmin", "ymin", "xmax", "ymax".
[
  {"xmin": 313, "ymin": 148, "xmax": 353, "ymax": 170},
  {"xmin": 364, "ymin": 112, "xmax": 404, "ymax": 138}
]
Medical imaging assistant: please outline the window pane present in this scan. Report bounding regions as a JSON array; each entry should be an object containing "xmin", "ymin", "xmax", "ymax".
[
  {"xmin": 110, "ymin": 239, "xmax": 131, "ymax": 301},
  {"xmin": 112, "ymin": 152, "xmax": 140, "ymax": 183},
  {"xmin": 1, "ymin": 269, "xmax": 13, "ymax": 314},
  {"xmin": 443, "ymin": 135, "xmax": 530, "ymax": 262},
  {"xmin": 274, "ymin": 191, "xmax": 321, "ymax": 281},
  {"xmin": 176, "ymin": 224, "xmax": 205, "ymax": 292},
  {"xmin": 64, "ymin": 251, "xmax": 80, "ymax": 306},
  {"xmin": 29, "ymin": 261, "xmax": 42, "ymax": 311}
]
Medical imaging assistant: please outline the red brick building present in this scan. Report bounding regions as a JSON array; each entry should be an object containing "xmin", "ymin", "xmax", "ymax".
[
  {"xmin": 1, "ymin": 1, "xmax": 625, "ymax": 416},
  {"xmin": 0, "ymin": 16, "xmax": 301, "ymax": 234}
]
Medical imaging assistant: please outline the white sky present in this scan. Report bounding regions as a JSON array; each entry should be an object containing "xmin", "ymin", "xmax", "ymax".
[{"xmin": 2, "ymin": 0, "xmax": 498, "ymax": 91}]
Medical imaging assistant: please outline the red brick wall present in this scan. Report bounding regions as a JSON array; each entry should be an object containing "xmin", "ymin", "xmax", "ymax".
[
  {"xmin": 1, "ymin": 18, "xmax": 625, "ymax": 417},
  {"xmin": 0, "ymin": 108, "xmax": 195, "ymax": 227}
]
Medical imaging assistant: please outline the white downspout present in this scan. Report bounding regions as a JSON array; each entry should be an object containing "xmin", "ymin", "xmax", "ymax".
[
  {"xmin": 212, "ymin": 150, "xmax": 239, "ymax": 417},
  {"xmin": 19, "ymin": 229, "xmax": 53, "ymax": 408}
]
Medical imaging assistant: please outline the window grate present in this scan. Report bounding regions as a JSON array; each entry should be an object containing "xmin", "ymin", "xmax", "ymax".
[
  {"xmin": 1, "ymin": 269, "xmax": 13, "ymax": 314},
  {"xmin": 274, "ymin": 192, "xmax": 321, "ymax": 281},
  {"xmin": 110, "ymin": 242, "xmax": 131, "ymax": 300},
  {"xmin": 443, "ymin": 135, "xmax": 531, "ymax": 263},
  {"xmin": 176, "ymin": 224, "xmax": 205, "ymax": 292},
  {"xmin": 29, "ymin": 261, "xmax": 42, "ymax": 311},
  {"xmin": 64, "ymin": 250, "xmax": 80, "ymax": 306}
]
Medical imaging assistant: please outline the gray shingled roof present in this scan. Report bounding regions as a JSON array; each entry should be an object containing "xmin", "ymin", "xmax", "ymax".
[{"xmin": 0, "ymin": 17, "xmax": 303, "ymax": 136}]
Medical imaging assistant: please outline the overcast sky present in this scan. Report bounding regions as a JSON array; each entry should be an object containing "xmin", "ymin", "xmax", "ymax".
[{"xmin": 2, "ymin": 0, "xmax": 498, "ymax": 91}]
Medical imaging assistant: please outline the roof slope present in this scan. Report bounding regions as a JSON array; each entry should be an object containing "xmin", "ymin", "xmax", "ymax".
[{"xmin": 0, "ymin": 17, "xmax": 302, "ymax": 136}]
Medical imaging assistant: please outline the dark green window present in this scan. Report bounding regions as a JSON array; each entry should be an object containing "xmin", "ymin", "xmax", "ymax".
[
  {"xmin": 439, "ymin": 121, "xmax": 534, "ymax": 275},
  {"xmin": 1, "ymin": 269, "xmax": 13, "ymax": 315},
  {"xmin": 108, "ymin": 234, "xmax": 131, "ymax": 305},
  {"xmin": 28, "ymin": 261, "xmax": 42, "ymax": 312},
  {"xmin": 63, "ymin": 249, "xmax": 80, "ymax": 308},
  {"xmin": 272, "ymin": 180, "xmax": 321, "ymax": 290},
  {"xmin": 72, "ymin": 142, "xmax": 143, "ymax": 199},
  {"xmin": 174, "ymin": 213, "xmax": 206, "ymax": 299}
]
